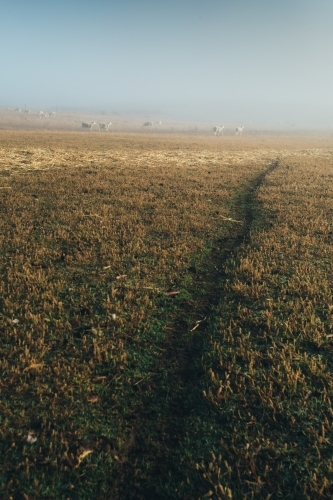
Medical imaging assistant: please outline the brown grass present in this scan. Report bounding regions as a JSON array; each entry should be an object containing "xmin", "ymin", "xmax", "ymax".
[
  {"xmin": 199, "ymin": 148, "xmax": 333, "ymax": 499},
  {"xmin": 1, "ymin": 130, "xmax": 333, "ymax": 498}
]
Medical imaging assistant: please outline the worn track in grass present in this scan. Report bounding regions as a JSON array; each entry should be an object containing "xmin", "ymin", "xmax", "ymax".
[{"xmin": 116, "ymin": 159, "xmax": 280, "ymax": 499}]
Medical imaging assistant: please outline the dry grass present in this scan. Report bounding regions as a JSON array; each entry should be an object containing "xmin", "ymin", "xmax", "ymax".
[
  {"xmin": 198, "ymin": 149, "xmax": 333, "ymax": 499},
  {"xmin": 0, "ymin": 130, "xmax": 333, "ymax": 498}
]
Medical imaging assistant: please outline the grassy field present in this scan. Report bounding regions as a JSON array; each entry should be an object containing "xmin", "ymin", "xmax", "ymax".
[
  {"xmin": 0, "ymin": 130, "xmax": 333, "ymax": 499},
  {"xmin": 0, "ymin": 107, "xmax": 215, "ymax": 133}
]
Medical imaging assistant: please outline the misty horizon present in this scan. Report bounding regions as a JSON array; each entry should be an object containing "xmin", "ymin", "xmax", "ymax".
[{"xmin": 2, "ymin": 0, "xmax": 333, "ymax": 126}]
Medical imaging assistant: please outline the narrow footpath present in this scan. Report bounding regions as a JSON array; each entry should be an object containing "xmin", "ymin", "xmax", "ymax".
[{"xmin": 115, "ymin": 159, "xmax": 280, "ymax": 499}]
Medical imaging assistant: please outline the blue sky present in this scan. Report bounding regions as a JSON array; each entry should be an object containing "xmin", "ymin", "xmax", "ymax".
[{"xmin": 1, "ymin": 0, "xmax": 333, "ymax": 122}]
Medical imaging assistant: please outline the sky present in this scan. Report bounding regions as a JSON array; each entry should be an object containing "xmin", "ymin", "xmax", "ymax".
[{"xmin": 1, "ymin": 0, "xmax": 333, "ymax": 124}]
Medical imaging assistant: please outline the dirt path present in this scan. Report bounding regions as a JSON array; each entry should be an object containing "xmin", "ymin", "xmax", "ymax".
[{"xmin": 115, "ymin": 159, "xmax": 280, "ymax": 499}]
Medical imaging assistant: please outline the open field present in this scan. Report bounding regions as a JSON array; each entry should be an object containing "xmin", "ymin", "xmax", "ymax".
[
  {"xmin": 2, "ymin": 107, "xmax": 333, "ymax": 136},
  {"xmin": 0, "ymin": 131, "xmax": 333, "ymax": 498},
  {"xmin": 0, "ymin": 108, "xmax": 214, "ymax": 134}
]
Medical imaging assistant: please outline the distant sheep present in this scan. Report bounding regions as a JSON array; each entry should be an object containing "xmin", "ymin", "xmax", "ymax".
[
  {"xmin": 236, "ymin": 126, "xmax": 244, "ymax": 136},
  {"xmin": 213, "ymin": 126, "xmax": 224, "ymax": 136},
  {"xmin": 99, "ymin": 122, "xmax": 112, "ymax": 131},
  {"xmin": 142, "ymin": 121, "xmax": 153, "ymax": 127},
  {"xmin": 82, "ymin": 121, "xmax": 96, "ymax": 131}
]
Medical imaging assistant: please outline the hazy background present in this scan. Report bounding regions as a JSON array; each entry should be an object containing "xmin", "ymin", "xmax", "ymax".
[{"xmin": 1, "ymin": 0, "xmax": 333, "ymax": 126}]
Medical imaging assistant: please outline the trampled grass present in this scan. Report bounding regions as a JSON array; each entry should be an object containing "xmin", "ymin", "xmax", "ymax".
[
  {"xmin": 0, "ymin": 131, "xmax": 333, "ymax": 499},
  {"xmin": 196, "ymin": 150, "xmax": 333, "ymax": 499}
]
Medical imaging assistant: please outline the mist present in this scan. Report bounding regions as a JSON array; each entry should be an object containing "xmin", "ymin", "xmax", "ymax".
[{"xmin": 1, "ymin": 0, "xmax": 333, "ymax": 126}]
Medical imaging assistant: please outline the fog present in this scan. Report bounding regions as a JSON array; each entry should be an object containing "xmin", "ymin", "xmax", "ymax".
[{"xmin": 2, "ymin": 0, "xmax": 333, "ymax": 126}]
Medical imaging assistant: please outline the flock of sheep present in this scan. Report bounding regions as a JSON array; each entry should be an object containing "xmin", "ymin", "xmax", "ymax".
[
  {"xmin": 81, "ymin": 121, "xmax": 112, "ymax": 131},
  {"xmin": 82, "ymin": 121, "xmax": 244, "ymax": 135},
  {"xmin": 81, "ymin": 120, "xmax": 162, "ymax": 131},
  {"xmin": 213, "ymin": 125, "xmax": 244, "ymax": 136},
  {"xmin": 10, "ymin": 109, "xmax": 244, "ymax": 135},
  {"xmin": 142, "ymin": 122, "xmax": 244, "ymax": 135}
]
